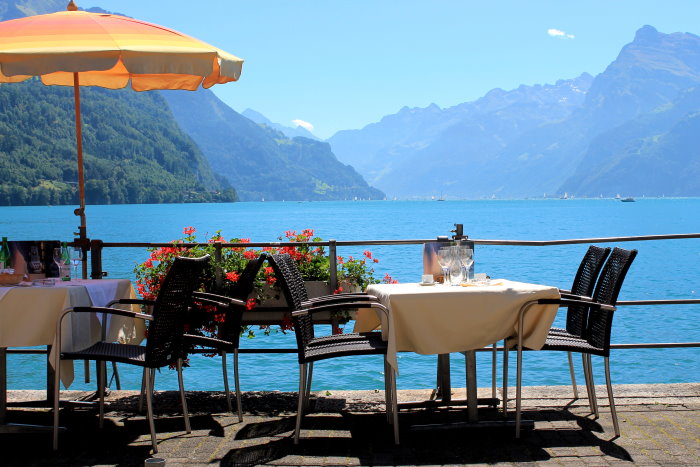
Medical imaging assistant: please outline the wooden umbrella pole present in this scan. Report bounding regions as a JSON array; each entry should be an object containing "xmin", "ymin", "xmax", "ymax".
[{"xmin": 73, "ymin": 72, "xmax": 88, "ymax": 270}]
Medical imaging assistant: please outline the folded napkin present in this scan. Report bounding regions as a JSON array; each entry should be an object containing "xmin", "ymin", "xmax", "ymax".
[{"xmin": 460, "ymin": 280, "xmax": 504, "ymax": 287}]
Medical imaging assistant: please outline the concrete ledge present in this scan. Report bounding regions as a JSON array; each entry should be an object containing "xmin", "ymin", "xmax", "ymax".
[{"xmin": 3, "ymin": 383, "xmax": 700, "ymax": 466}]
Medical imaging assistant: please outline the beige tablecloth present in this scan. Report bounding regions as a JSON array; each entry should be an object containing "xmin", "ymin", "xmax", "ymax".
[
  {"xmin": 354, "ymin": 280, "xmax": 561, "ymax": 372},
  {"xmin": 0, "ymin": 279, "xmax": 144, "ymax": 387}
]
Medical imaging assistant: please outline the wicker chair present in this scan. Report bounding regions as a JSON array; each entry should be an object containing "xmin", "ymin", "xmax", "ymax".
[
  {"xmin": 511, "ymin": 247, "xmax": 637, "ymax": 438},
  {"xmin": 547, "ymin": 246, "xmax": 611, "ymax": 407},
  {"xmin": 182, "ymin": 254, "xmax": 267, "ymax": 421},
  {"xmin": 272, "ymin": 252, "xmax": 381, "ymax": 308},
  {"xmin": 502, "ymin": 246, "xmax": 610, "ymax": 413},
  {"xmin": 52, "ymin": 255, "xmax": 210, "ymax": 453},
  {"xmin": 266, "ymin": 253, "xmax": 399, "ymax": 445}
]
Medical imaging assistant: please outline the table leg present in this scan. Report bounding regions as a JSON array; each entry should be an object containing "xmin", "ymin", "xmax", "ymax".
[
  {"xmin": 46, "ymin": 345, "xmax": 55, "ymax": 403},
  {"xmin": 0, "ymin": 346, "xmax": 58, "ymax": 434},
  {"xmin": 436, "ymin": 354, "xmax": 451, "ymax": 402},
  {"xmin": 465, "ymin": 349, "xmax": 478, "ymax": 422},
  {"xmin": 0, "ymin": 347, "xmax": 6, "ymax": 424}
]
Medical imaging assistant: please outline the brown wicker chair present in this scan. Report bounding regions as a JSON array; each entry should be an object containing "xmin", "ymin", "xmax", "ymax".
[
  {"xmin": 548, "ymin": 245, "xmax": 611, "ymax": 407},
  {"xmin": 502, "ymin": 246, "xmax": 610, "ymax": 413},
  {"xmin": 52, "ymin": 255, "xmax": 210, "ymax": 453},
  {"xmin": 511, "ymin": 247, "xmax": 637, "ymax": 438},
  {"xmin": 266, "ymin": 253, "xmax": 399, "ymax": 445},
  {"xmin": 182, "ymin": 254, "xmax": 267, "ymax": 421}
]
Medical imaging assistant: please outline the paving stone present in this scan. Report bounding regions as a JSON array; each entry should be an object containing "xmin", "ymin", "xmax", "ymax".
[{"xmin": 3, "ymin": 383, "xmax": 700, "ymax": 465}]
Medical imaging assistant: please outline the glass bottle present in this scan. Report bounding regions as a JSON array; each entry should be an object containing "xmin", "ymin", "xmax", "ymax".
[
  {"xmin": 0, "ymin": 237, "xmax": 11, "ymax": 273},
  {"xmin": 29, "ymin": 244, "xmax": 43, "ymax": 274},
  {"xmin": 60, "ymin": 241, "xmax": 71, "ymax": 280}
]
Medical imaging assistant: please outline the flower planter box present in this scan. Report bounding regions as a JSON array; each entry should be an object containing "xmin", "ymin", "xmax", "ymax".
[{"xmin": 242, "ymin": 281, "xmax": 358, "ymax": 325}]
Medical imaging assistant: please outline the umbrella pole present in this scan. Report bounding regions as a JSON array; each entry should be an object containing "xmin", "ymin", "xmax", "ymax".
[{"xmin": 73, "ymin": 72, "xmax": 88, "ymax": 278}]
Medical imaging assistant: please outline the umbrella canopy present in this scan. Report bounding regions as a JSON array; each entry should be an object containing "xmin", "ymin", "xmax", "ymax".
[
  {"xmin": 0, "ymin": 8, "xmax": 243, "ymax": 89},
  {"xmin": 0, "ymin": 2, "xmax": 243, "ymax": 247}
]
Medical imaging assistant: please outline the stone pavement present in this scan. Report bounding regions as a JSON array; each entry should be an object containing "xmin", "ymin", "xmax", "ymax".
[{"xmin": 3, "ymin": 383, "xmax": 700, "ymax": 466}]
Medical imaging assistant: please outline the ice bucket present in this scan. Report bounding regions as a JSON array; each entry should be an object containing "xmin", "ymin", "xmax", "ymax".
[{"xmin": 422, "ymin": 238, "xmax": 474, "ymax": 282}]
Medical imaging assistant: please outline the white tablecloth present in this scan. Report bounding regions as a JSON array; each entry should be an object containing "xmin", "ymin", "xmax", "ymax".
[
  {"xmin": 0, "ymin": 279, "xmax": 144, "ymax": 387},
  {"xmin": 354, "ymin": 280, "xmax": 561, "ymax": 372}
]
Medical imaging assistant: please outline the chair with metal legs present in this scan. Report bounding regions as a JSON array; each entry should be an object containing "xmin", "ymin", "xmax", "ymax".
[
  {"xmin": 182, "ymin": 254, "xmax": 267, "ymax": 421},
  {"xmin": 266, "ymin": 253, "xmax": 399, "ymax": 445},
  {"xmin": 502, "ymin": 245, "xmax": 610, "ymax": 416},
  {"xmin": 547, "ymin": 245, "xmax": 611, "ymax": 410},
  {"xmin": 52, "ymin": 255, "xmax": 209, "ymax": 453},
  {"xmin": 512, "ymin": 247, "xmax": 637, "ymax": 438}
]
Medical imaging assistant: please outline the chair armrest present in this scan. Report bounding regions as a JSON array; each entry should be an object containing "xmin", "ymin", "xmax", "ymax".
[
  {"xmin": 293, "ymin": 301, "xmax": 389, "ymax": 321},
  {"xmin": 537, "ymin": 298, "xmax": 616, "ymax": 312},
  {"xmin": 106, "ymin": 298, "xmax": 156, "ymax": 308},
  {"xmin": 71, "ymin": 306, "xmax": 155, "ymax": 320},
  {"xmin": 301, "ymin": 294, "xmax": 378, "ymax": 308},
  {"xmin": 558, "ymin": 292, "xmax": 593, "ymax": 301},
  {"xmin": 183, "ymin": 333, "xmax": 234, "ymax": 348},
  {"xmin": 192, "ymin": 291, "xmax": 247, "ymax": 309},
  {"xmin": 192, "ymin": 291, "xmax": 231, "ymax": 309}
]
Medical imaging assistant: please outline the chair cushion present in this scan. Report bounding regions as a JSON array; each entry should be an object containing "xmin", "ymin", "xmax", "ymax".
[
  {"xmin": 304, "ymin": 332, "xmax": 387, "ymax": 363},
  {"xmin": 542, "ymin": 334, "xmax": 605, "ymax": 356},
  {"xmin": 61, "ymin": 342, "xmax": 148, "ymax": 367}
]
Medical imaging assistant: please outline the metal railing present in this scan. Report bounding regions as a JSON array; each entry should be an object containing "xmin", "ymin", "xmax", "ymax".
[{"xmin": 75, "ymin": 226, "xmax": 700, "ymax": 354}]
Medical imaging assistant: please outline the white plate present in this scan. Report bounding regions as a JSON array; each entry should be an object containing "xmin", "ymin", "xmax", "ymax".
[{"xmin": 419, "ymin": 282, "xmax": 436, "ymax": 286}]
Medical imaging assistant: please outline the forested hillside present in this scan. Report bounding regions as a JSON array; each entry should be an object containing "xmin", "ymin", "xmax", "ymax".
[
  {"xmin": 161, "ymin": 89, "xmax": 384, "ymax": 201},
  {"xmin": 0, "ymin": 79, "xmax": 237, "ymax": 205}
]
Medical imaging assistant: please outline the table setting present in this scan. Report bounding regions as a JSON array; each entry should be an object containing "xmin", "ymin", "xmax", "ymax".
[{"xmin": 353, "ymin": 241, "xmax": 561, "ymax": 424}]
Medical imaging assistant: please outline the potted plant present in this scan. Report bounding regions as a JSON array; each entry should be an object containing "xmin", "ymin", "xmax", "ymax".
[{"xmin": 133, "ymin": 227, "xmax": 396, "ymax": 339}]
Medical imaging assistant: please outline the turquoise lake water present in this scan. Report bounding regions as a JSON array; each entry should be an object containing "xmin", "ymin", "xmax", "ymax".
[{"xmin": 1, "ymin": 199, "xmax": 699, "ymax": 391}]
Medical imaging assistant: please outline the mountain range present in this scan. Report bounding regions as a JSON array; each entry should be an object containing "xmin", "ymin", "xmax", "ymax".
[
  {"xmin": 241, "ymin": 109, "xmax": 320, "ymax": 141},
  {"xmin": 2, "ymin": 0, "xmax": 700, "ymax": 202},
  {"xmin": 327, "ymin": 25, "xmax": 700, "ymax": 198},
  {"xmin": 160, "ymin": 89, "xmax": 382, "ymax": 201},
  {"xmin": 0, "ymin": 0, "xmax": 384, "ymax": 204}
]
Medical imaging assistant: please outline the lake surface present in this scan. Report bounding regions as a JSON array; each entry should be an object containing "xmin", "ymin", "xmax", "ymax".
[{"xmin": 2, "ymin": 199, "xmax": 699, "ymax": 391}]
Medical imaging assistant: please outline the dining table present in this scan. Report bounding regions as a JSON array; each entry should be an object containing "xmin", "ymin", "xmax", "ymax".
[
  {"xmin": 0, "ymin": 278, "xmax": 144, "ymax": 430},
  {"xmin": 353, "ymin": 279, "xmax": 561, "ymax": 424}
]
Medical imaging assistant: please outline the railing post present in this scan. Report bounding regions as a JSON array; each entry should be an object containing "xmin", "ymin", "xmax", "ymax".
[
  {"xmin": 328, "ymin": 240, "xmax": 339, "ymax": 334},
  {"xmin": 73, "ymin": 235, "xmax": 90, "ymax": 279},
  {"xmin": 214, "ymin": 242, "xmax": 223, "ymax": 289},
  {"xmin": 328, "ymin": 240, "xmax": 337, "ymax": 291},
  {"xmin": 90, "ymin": 239, "xmax": 104, "ymax": 279}
]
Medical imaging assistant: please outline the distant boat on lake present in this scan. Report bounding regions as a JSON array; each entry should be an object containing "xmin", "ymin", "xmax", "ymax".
[{"xmin": 621, "ymin": 197, "xmax": 635, "ymax": 202}]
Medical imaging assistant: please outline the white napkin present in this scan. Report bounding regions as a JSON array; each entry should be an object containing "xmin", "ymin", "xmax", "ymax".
[{"xmin": 83, "ymin": 280, "xmax": 120, "ymax": 308}]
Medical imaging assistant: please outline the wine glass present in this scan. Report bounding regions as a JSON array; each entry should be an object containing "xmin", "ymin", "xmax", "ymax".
[
  {"xmin": 458, "ymin": 247, "xmax": 474, "ymax": 284},
  {"xmin": 53, "ymin": 247, "xmax": 64, "ymax": 278},
  {"xmin": 70, "ymin": 247, "xmax": 83, "ymax": 281},
  {"xmin": 446, "ymin": 246, "xmax": 462, "ymax": 285},
  {"xmin": 436, "ymin": 247, "xmax": 453, "ymax": 285}
]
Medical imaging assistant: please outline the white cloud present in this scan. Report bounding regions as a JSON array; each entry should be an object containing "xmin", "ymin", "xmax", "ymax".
[
  {"xmin": 292, "ymin": 119, "xmax": 314, "ymax": 131},
  {"xmin": 547, "ymin": 28, "xmax": 575, "ymax": 39}
]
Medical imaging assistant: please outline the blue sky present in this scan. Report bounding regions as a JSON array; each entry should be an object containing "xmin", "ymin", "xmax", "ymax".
[{"xmin": 93, "ymin": 1, "xmax": 700, "ymax": 139}]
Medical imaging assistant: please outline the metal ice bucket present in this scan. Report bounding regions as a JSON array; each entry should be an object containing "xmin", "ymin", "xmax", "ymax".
[{"xmin": 423, "ymin": 237, "xmax": 474, "ymax": 282}]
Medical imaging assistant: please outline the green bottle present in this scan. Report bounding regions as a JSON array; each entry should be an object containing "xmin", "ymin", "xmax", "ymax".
[
  {"xmin": 0, "ymin": 237, "xmax": 11, "ymax": 272},
  {"xmin": 61, "ymin": 241, "xmax": 71, "ymax": 280}
]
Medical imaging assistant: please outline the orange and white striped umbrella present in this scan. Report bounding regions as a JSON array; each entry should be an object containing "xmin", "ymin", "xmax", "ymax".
[
  {"xmin": 0, "ymin": 3, "xmax": 243, "ymax": 247},
  {"xmin": 0, "ymin": 8, "xmax": 243, "ymax": 90}
]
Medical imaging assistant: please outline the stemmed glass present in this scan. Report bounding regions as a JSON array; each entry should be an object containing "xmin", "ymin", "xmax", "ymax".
[
  {"xmin": 53, "ymin": 247, "xmax": 67, "ymax": 280},
  {"xmin": 458, "ymin": 247, "xmax": 474, "ymax": 284},
  {"xmin": 70, "ymin": 247, "xmax": 83, "ymax": 281},
  {"xmin": 437, "ymin": 247, "xmax": 452, "ymax": 285},
  {"xmin": 448, "ymin": 246, "xmax": 464, "ymax": 285}
]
